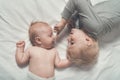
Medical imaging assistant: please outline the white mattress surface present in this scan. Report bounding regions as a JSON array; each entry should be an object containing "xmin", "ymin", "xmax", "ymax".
[{"xmin": 0, "ymin": 0, "xmax": 120, "ymax": 80}]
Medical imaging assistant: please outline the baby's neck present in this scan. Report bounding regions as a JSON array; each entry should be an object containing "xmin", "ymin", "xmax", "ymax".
[{"xmin": 35, "ymin": 45, "xmax": 54, "ymax": 50}]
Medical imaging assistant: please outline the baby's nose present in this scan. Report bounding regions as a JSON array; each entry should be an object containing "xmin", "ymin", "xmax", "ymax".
[
  {"xmin": 53, "ymin": 36, "xmax": 56, "ymax": 40},
  {"xmin": 52, "ymin": 35, "xmax": 56, "ymax": 42},
  {"xmin": 67, "ymin": 36, "xmax": 71, "ymax": 42}
]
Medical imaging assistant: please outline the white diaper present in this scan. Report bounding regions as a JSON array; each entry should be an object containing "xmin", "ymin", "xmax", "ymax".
[{"xmin": 27, "ymin": 71, "xmax": 55, "ymax": 80}]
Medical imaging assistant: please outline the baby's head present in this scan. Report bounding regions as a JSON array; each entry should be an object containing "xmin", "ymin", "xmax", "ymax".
[
  {"xmin": 67, "ymin": 28, "xmax": 99, "ymax": 66},
  {"xmin": 29, "ymin": 21, "xmax": 55, "ymax": 49}
]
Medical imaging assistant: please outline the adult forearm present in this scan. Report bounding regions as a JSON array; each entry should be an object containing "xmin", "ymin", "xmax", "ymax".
[{"xmin": 61, "ymin": 0, "xmax": 76, "ymax": 20}]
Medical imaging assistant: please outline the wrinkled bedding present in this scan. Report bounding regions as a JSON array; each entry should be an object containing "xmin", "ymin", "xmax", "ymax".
[{"xmin": 0, "ymin": 0, "xmax": 120, "ymax": 80}]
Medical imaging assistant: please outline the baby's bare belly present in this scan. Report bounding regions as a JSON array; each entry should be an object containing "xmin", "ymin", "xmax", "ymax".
[{"xmin": 29, "ymin": 63, "xmax": 54, "ymax": 78}]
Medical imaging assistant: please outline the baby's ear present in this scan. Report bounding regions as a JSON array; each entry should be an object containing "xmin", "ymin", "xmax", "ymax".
[
  {"xmin": 85, "ymin": 36, "xmax": 93, "ymax": 46},
  {"xmin": 35, "ymin": 37, "xmax": 41, "ymax": 45}
]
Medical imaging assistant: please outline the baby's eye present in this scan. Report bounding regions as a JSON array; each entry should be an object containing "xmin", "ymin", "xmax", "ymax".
[
  {"xmin": 69, "ymin": 38, "xmax": 75, "ymax": 45},
  {"xmin": 70, "ymin": 41, "xmax": 74, "ymax": 45},
  {"xmin": 70, "ymin": 32, "xmax": 73, "ymax": 34}
]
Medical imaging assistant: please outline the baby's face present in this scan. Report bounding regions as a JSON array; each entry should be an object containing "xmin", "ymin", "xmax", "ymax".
[
  {"xmin": 67, "ymin": 29, "xmax": 89, "ymax": 58},
  {"xmin": 39, "ymin": 26, "xmax": 55, "ymax": 49},
  {"xmin": 67, "ymin": 29, "xmax": 98, "ymax": 64}
]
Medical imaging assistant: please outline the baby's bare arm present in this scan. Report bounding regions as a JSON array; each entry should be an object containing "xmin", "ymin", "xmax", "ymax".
[
  {"xmin": 15, "ymin": 41, "xmax": 29, "ymax": 66},
  {"xmin": 55, "ymin": 51, "xmax": 71, "ymax": 68}
]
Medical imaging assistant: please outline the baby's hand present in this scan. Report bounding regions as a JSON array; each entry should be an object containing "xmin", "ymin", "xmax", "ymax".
[
  {"xmin": 54, "ymin": 18, "xmax": 67, "ymax": 35},
  {"xmin": 54, "ymin": 22, "xmax": 64, "ymax": 35},
  {"xmin": 16, "ymin": 41, "xmax": 25, "ymax": 48}
]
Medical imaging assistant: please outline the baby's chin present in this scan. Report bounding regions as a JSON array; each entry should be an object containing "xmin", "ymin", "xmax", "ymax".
[{"xmin": 45, "ymin": 44, "xmax": 55, "ymax": 50}]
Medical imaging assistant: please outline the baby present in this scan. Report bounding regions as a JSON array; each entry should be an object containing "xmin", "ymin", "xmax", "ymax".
[
  {"xmin": 54, "ymin": 0, "xmax": 100, "ymax": 66},
  {"xmin": 15, "ymin": 21, "xmax": 71, "ymax": 80},
  {"xmin": 54, "ymin": 15, "xmax": 99, "ymax": 66},
  {"xmin": 67, "ymin": 28, "xmax": 99, "ymax": 66}
]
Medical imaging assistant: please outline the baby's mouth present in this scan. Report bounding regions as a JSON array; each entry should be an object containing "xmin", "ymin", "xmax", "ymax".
[{"xmin": 52, "ymin": 40, "xmax": 55, "ymax": 46}]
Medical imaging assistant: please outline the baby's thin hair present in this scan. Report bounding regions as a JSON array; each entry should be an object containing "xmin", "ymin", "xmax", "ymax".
[
  {"xmin": 30, "ymin": 21, "xmax": 49, "ymax": 27},
  {"xmin": 29, "ymin": 21, "xmax": 49, "ymax": 46},
  {"xmin": 67, "ymin": 40, "xmax": 99, "ymax": 66},
  {"xmin": 67, "ymin": 49, "xmax": 98, "ymax": 66}
]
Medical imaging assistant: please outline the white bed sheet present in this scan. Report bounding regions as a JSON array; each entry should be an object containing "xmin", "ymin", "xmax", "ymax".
[{"xmin": 0, "ymin": 0, "xmax": 120, "ymax": 80}]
